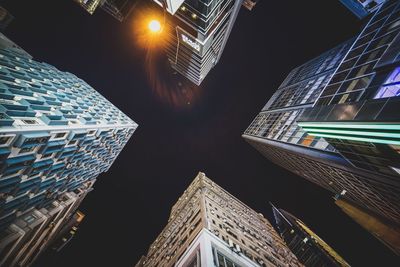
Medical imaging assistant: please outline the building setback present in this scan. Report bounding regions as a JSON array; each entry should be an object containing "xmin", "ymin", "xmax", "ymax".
[
  {"xmin": 153, "ymin": 0, "xmax": 257, "ymax": 85},
  {"xmin": 0, "ymin": 34, "xmax": 137, "ymax": 267},
  {"xmin": 243, "ymin": 0, "xmax": 400, "ymax": 255},
  {"xmin": 135, "ymin": 172, "xmax": 302, "ymax": 267},
  {"xmin": 271, "ymin": 204, "xmax": 350, "ymax": 267}
]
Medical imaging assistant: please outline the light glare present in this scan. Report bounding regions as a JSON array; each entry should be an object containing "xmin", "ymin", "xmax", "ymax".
[{"xmin": 148, "ymin": 20, "xmax": 161, "ymax": 33}]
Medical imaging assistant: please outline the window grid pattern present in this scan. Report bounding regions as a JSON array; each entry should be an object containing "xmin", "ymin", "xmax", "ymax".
[
  {"xmin": 246, "ymin": 139, "xmax": 400, "ymax": 224},
  {"xmin": 0, "ymin": 46, "xmax": 137, "ymax": 232},
  {"xmin": 316, "ymin": 0, "xmax": 400, "ymax": 106},
  {"xmin": 244, "ymin": 110, "xmax": 334, "ymax": 151},
  {"xmin": 139, "ymin": 174, "xmax": 301, "ymax": 267}
]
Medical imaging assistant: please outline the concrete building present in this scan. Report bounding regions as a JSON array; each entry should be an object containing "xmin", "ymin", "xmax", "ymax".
[
  {"xmin": 135, "ymin": 172, "xmax": 302, "ymax": 267},
  {"xmin": 0, "ymin": 35, "xmax": 137, "ymax": 266},
  {"xmin": 271, "ymin": 205, "xmax": 350, "ymax": 267}
]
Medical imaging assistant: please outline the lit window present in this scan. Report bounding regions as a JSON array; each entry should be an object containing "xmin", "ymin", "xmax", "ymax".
[{"xmin": 374, "ymin": 66, "xmax": 400, "ymax": 99}]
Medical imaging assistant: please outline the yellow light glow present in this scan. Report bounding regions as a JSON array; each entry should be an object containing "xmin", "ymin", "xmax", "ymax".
[{"xmin": 148, "ymin": 19, "xmax": 161, "ymax": 33}]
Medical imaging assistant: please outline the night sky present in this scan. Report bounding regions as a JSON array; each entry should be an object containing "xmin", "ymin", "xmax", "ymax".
[{"xmin": 2, "ymin": 0, "xmax": 399, "ymax": 266}]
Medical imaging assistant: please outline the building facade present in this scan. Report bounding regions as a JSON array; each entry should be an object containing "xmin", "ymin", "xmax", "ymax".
[
  {"xmin": 153, "ymin": 0, "xmax": 256, "ymax": 85},
  {"xmin": 74, "ymin": 0, "xmax": 137, "ymax": 21},
  {"xmin": 271, "ymin": 205, "xmax": 350, "ymax": 267},
  {"xmin": 339, "ymin": 0, "xmax": 387, "ymax": 19},
  {"xmin": 298, "ymin": 0, "xmax": 400, "ymax": 253},
  {"xmin": 0, "ymin": 35, "xmax": 137, "ymax": 266},
  {"xmin": 243, "ymin": 0, "xmax": 400, "ymax": 255},
  {"xmin": 136, "ymin": 172, "xmax": 302, "ymax": 267},
  {"xmin": 335, "ymin": 199, "xmax": 400, "ymax": 255}
]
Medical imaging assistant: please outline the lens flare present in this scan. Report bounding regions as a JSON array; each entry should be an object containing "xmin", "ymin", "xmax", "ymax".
[{"xmin": 148, "ymin": 20, "xmax": 161, "ymax": 33}]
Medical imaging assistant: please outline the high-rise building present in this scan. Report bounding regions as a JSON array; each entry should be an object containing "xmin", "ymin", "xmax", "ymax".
[
  {"xmin": 339, "ymin": 0, "xmax": 387, "ymax": 18},
  {"xmin": 135, "ymin": 172, "xmax": 302, "ymax": 267},
  {"xmin": 243, "ymin": 0, "xmax": 400, "ymax": 255},
  {"xmin": 0, "ymin": 35, "xmax": 137, "ymax": 267},
  {"xmin": 298, "ymin": 0, "xmax": 400, "ymax": 253},
  {"xmin": 153, "ymin": 0, "xmax": 256, "ymax": 85},
  {"xmin": 335, "ymin": 199, "xmax": 400, "ymax": 255},
  {"xmin": 0, "ymin": 6, "xmax": 14, "ymax": 31},
  {"xmin": 74, "ymin": 0, "xmax": 137, "ymax": 21},
  {"xmin": 271, "ymin": 204, "xmax": 350, "ymax": 267}
]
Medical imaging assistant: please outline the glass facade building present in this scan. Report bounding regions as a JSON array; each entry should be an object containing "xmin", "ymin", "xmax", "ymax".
[
  {"xmin": 0, "ymin": 35, "xmax": 137, "ymax": 266},
  {"xmin": 135, "ymin": 172, "xmax": 301, "ymax": 267},
  {"xmin": 244, "ymin": 0, "xmax": 400, "ymax": 255},
  {"xmin": 339, "ymin": 0, "xmax": 387, "ymax": 19},
  {"xmin": 74, "ymin": 0, "xmax": 137, "ymax": 21},
  {"xmin": 271, "ymin": 205, "xmax": 350, "ymax": 267},
  {"xmin": 154, "ymin": 0, "xmax": 254, "ymax": 85}
]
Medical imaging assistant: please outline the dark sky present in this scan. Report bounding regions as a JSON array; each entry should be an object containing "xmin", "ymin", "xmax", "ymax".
[{"xmin": 2, "ymin": 0, "xmax": 398, "ymax": 266}]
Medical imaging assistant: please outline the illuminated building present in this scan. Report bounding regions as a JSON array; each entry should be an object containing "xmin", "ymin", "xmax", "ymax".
[
  {"xmin": 244, "ymin": 0, "xmax": 400, "ymax": 254},
  {"xmin": 73, "ymin": 0, "xmax": 137, "ymax": 21},
  {"xmin": 339, "ymin": 0, "xmax": 387, "ymax": 18},
  {"xmin": 135, "ymin": 172, "xmax": 302, "ymax": 267},
  {"xmin": 0, "ymin": 34, "xmax": 137, "ymax": 266},
  {"xmin": 271, "ymin": 204, "xmax": 350, "ymax": 267},
  {"xmin": 298, "ymin": 0, "xmax": 400, "ymax": 226},
  {"xmin": 153, "ymin": 0, "xmax": 258, "ymax": 85}
]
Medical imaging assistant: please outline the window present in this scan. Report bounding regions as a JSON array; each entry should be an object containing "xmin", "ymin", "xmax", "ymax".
[
  {"xmin": 22, "ymin": 119, "xmax": 38, "ymax": 125},
  {"xmin": 0, "ymin": 135, "xmax": 12, "ymax": 146},
  {"xmin": 54, "ymin": 132, "xmax": 67, "ymax": 139},
  {"xmin": 374, "ymin": 66, "xmax": 400, "ymax": 99},
  {"xmin": 213, "ymin": 247, "xmax": 243, "ymax": 267},
  {"xmin": 19, "ymin": 146, "xmax": 36, "ymax": 154}
]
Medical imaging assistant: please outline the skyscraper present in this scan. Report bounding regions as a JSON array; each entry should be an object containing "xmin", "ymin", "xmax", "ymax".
[
  {"xmin": 335, "ymin": 199, "xmax": 400, "ymax": 255},
  {"xmin": 243, "ymin": 0, "xmax": 400, "ymax": 254},
  {"xmin": 0, "ymin": 34, "xmax": 137, "ymax": 266},
  {"xmin": 135, "ymin": 172, "xmax": 302, "ymax": 267},
  {"xmin": 271, "ymin": 204, "xmax": 350, "ymax": 267},
  {"xmin": 153, "ymin": 0, "xmax": 256, "ymax": 85},
  {"xmin": 339, "ymin": 0, "xmax": 387, "ymax": 18},
  {"xmin": 74, "ymin": 0, "xmax": 137, "ymax": 21},
  {"xmin": 298, "ymin": 0, "xmax": 400, "ymax": 253}
]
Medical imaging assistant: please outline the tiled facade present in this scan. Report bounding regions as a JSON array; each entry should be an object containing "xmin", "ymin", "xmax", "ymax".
[
  {"xmin": 0, "ymin": 36, "xmax": 137, "ymax": 266},
  {"xmin": 244, "ymin": 40, "xmax": 353, "ymax": 152},
  {"xmin": 136, "ymin": 172, "xmax": 302, "ymax": 267}
]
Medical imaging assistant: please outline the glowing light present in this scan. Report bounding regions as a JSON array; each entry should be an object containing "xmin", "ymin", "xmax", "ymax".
[{"xmin": 148, "ymin": 20, "xmax": 161, "ymax": 33}]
